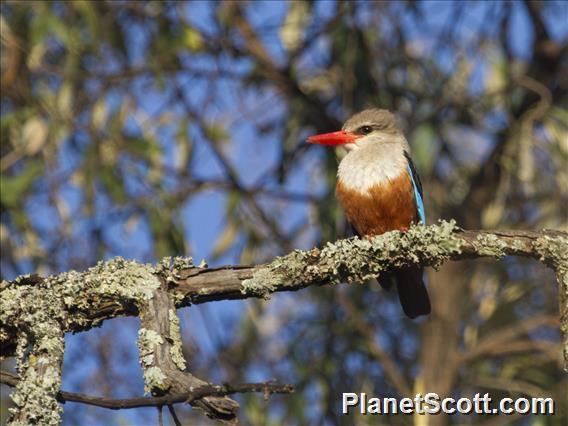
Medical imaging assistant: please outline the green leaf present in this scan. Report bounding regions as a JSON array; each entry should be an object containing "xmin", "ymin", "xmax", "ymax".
[
  {"xmin": 21, "ymin": 117, "xmax": 48, "ymax": 155},
  {"xmin": 91, "ymin": 99, "xmax": 107, "ymax": 130},
  {"xmin": 72, "ymin": 0, "xmax": 99, "ymax": 38},
  {"xmin": 211, "ymin": 221, "xmax": 239, "ymax": 259},
  {"xmin": 147, "ymin": 206, "xmax": 186, "ymax": 257},
  {"xmin": 203, "ymin": 121, "xmax": 228, "ymax": 144},
  {"xmin": 0, "ymin": 160, "xmax": 44, "ymax": 208},
  {"xmin": 99, "ymin": 165, "xmax": 126, "ymax": 204},
  {"xmin": 175, "ymin": 118, "xmax": 192, "ymax": 172},
  {"xmin": 226, "ymin": 191, "xmax": 241, "ymax": 215},
  {"xmin": 409, "ymin": 123, "xmax": 438, "ymax": 174},
  {"xmin": 279, "ymin": 1, "xmax": 310, "ymax": 52},
  {"xmin": 124, "ymin": 136, "xmax": 161, "ymax": 161},
  {"xmin": 57, "ymin": 82, "xmax": 74, "ymax": 119},
  {"xmin": 183, "ymin": 26, "xmax": 203, "ymax": 52}
]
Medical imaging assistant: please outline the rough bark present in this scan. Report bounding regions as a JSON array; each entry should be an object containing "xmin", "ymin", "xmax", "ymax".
[
  {"xmin": 8, "ymin": 322, "xmax": 64, "ymax": 426},
  {"xmin": 1, "ymin": 222, "xmax": 566, "ymax": 425},
  {"xmin": 137, "ymin": 281, "xmax": 240, "ymax": 423}
]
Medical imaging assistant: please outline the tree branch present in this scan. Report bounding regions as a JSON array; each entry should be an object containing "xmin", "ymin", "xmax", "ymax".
[
  {"xmin": 0, "ymin": 371, "xmax": 293, "ymax": 410},
  {"xmin": 2, "ymin": 222, "xmax": 566, "ymax": 360},
  {"xmin": 336, "ymin": 292, "xmax": 412, "ymax": 396},
  {"xmin": 137, "ymin": 282, "xmax": 239, "ymax": 424},
  {"xmin": 1, "ymin": 221, "xmax": 566, "ymax": 425}
]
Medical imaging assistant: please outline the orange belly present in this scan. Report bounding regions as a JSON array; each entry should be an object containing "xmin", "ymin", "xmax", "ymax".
[{"xmin": 336, "ymin": 172, "xmax": 417, "ymax": 236}]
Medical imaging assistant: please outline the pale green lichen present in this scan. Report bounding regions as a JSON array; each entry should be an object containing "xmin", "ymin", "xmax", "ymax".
[
  {"xmin": 241, "ymin": 267, "xmax": 280, "ymax": 299},
  {"xmin": 3, "ymin": 225, "xmax": 566, "ymax": 420},
  {"xmin": 510, "ymin": 239, "xmax": 528, "ymax": 252},
  {"xmin": 533, "ymin": 235, "xmax": 568, "ymax": 282},
  {"xmin": 1, "ymin": 255, "xmax": 194, "ymax": 424},
  {"xmin": 60, "ymin": 257, "xmax": 158, "ymax": 306},
  {"xmin": 142, "ymin": 366, "xmax": 169, "ymax": 394},
  {"xmin": 156, "ymin": 255, "xmax": 194, "ymax": 271},
  {"xmin": 13, "ymin": 274, "xmax": 33, "ymax": 285},
  {"xmin": 2, "ymin": 268, "xmax": 66, "ymax": 426},
  {"xmin": 473, "ymin": 234, "xmax": 509, "ymax": 258},
  {"xmin": 88, "ymin": 258, "xmax": 159, "ymax": 302},
  {"xmin": 533, "ymin": 234, "xmax": 568, "ymax": 370},
  {"xmin": 2, "ymin": 257, "xmax": 162, "ymax": 336},
  {"xmin": 138, "ymin": 328, "xmax": 163, "ymax": 367},
  {"xmin": 154, "ymin": 256, "xmax": 197, "ymax": 303},
  {"xmin": 168, "ymin": 309, "xmax": 187, "ymax": 371},
  {"xmin": 241, "ymin": 220, "xmax": 463, "ymax": 296},
  {"xmin": 9, "ymin": 321, "xmax": 63, "ymax": 426},
  {"xmin": 137, "ymin": 328, "xmax": 169, "ymax": 394},
  {"xmin": 155, "ymin": 256, "xmax": 195, "ymax": 282}
]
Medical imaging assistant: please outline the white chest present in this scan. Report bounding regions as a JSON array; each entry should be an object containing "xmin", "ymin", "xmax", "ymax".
[{"xmin": 337, "ymin": 144, "xmax": 408, "ymax": 193}]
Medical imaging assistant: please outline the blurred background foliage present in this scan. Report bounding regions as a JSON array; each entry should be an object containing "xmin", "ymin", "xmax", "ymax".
[{"xmin": 1, "ymin": 1, "xmax": 567, "ymax": 425}]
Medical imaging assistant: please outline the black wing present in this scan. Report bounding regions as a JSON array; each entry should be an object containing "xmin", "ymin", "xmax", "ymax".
[{"xmin": 404, "ymin": 150, "xmax": 423, "ymax": 199}]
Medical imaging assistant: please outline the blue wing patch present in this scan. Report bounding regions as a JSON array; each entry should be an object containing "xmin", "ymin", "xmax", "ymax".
[{"xmin": 406, "ymin": 163, "xmax": 426, "ymax": 225}]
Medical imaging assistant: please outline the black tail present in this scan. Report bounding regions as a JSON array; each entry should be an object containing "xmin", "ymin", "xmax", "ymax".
[{"xmin": 395, "ymin": 266, "xmax": 431, "ymax": 319}]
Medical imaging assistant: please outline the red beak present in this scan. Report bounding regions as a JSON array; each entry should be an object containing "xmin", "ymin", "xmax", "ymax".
[{"xmin": 307, "ymin": 130, "xmax": 360, "ymax": 146}]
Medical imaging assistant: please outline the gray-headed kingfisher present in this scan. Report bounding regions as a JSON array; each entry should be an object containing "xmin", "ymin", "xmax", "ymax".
[{"xmin": 307, "ymin": 108, "xmax": 431, "ymax": 318}]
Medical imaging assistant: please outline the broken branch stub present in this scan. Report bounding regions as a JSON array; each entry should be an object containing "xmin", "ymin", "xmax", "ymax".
[{"xmin": 138, "ymin": 276, "xmax": 239, "ymax": 424}]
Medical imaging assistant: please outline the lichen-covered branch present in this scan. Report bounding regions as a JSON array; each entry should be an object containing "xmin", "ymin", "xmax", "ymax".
[
  {"xmin": 1, "ymin": 221, "xmax": 567, "ymax": 424},
  {"xmin": 8, "ymin": 323, "xmax": 64, "ymax": 426},
  {"xmin": 2, "ymin": 222, "xmax": 566, "ymax": 358},
  {"xmin": 2, "ymin": 280, "xmax": 66, "ymax": 426},
  {"xmin": 137, "ymin": 279, "xmax": 239, "ymax": 424}
]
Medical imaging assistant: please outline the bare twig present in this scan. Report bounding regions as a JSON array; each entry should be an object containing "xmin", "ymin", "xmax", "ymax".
[
  {"xmin": 461, "ymin": 315, "xmax": 559, "ymax": 362},
  {"xmin": 168, "ymin": 405, "xmax": 182, "ymax": 426},
  {"xmin": 337, "ymin": 292, "xmax": 412, "ymax": 396},
  {"xmin": 0, "ymin": 371, "xmax": 293, "ymax": 410}
]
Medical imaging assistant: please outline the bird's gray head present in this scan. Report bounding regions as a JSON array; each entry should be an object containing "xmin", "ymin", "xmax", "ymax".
[
  {"xmin": 307, "ymin": 108, "xmax": 406, "ymax": 152},
  {"xmin": 341, "ymin": 109, "xmax": 403, "ymax": 151}
]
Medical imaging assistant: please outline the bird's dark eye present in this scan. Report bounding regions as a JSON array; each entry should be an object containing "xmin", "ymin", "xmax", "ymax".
[{"xmin": 359, "ymin": 125, "xmax": 373, "ymax": 135}]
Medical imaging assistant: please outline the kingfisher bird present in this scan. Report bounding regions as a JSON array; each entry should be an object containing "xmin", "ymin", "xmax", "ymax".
[{"xmin": 307, "ymin": 108, "xmax": 431, "ymax": 318}]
